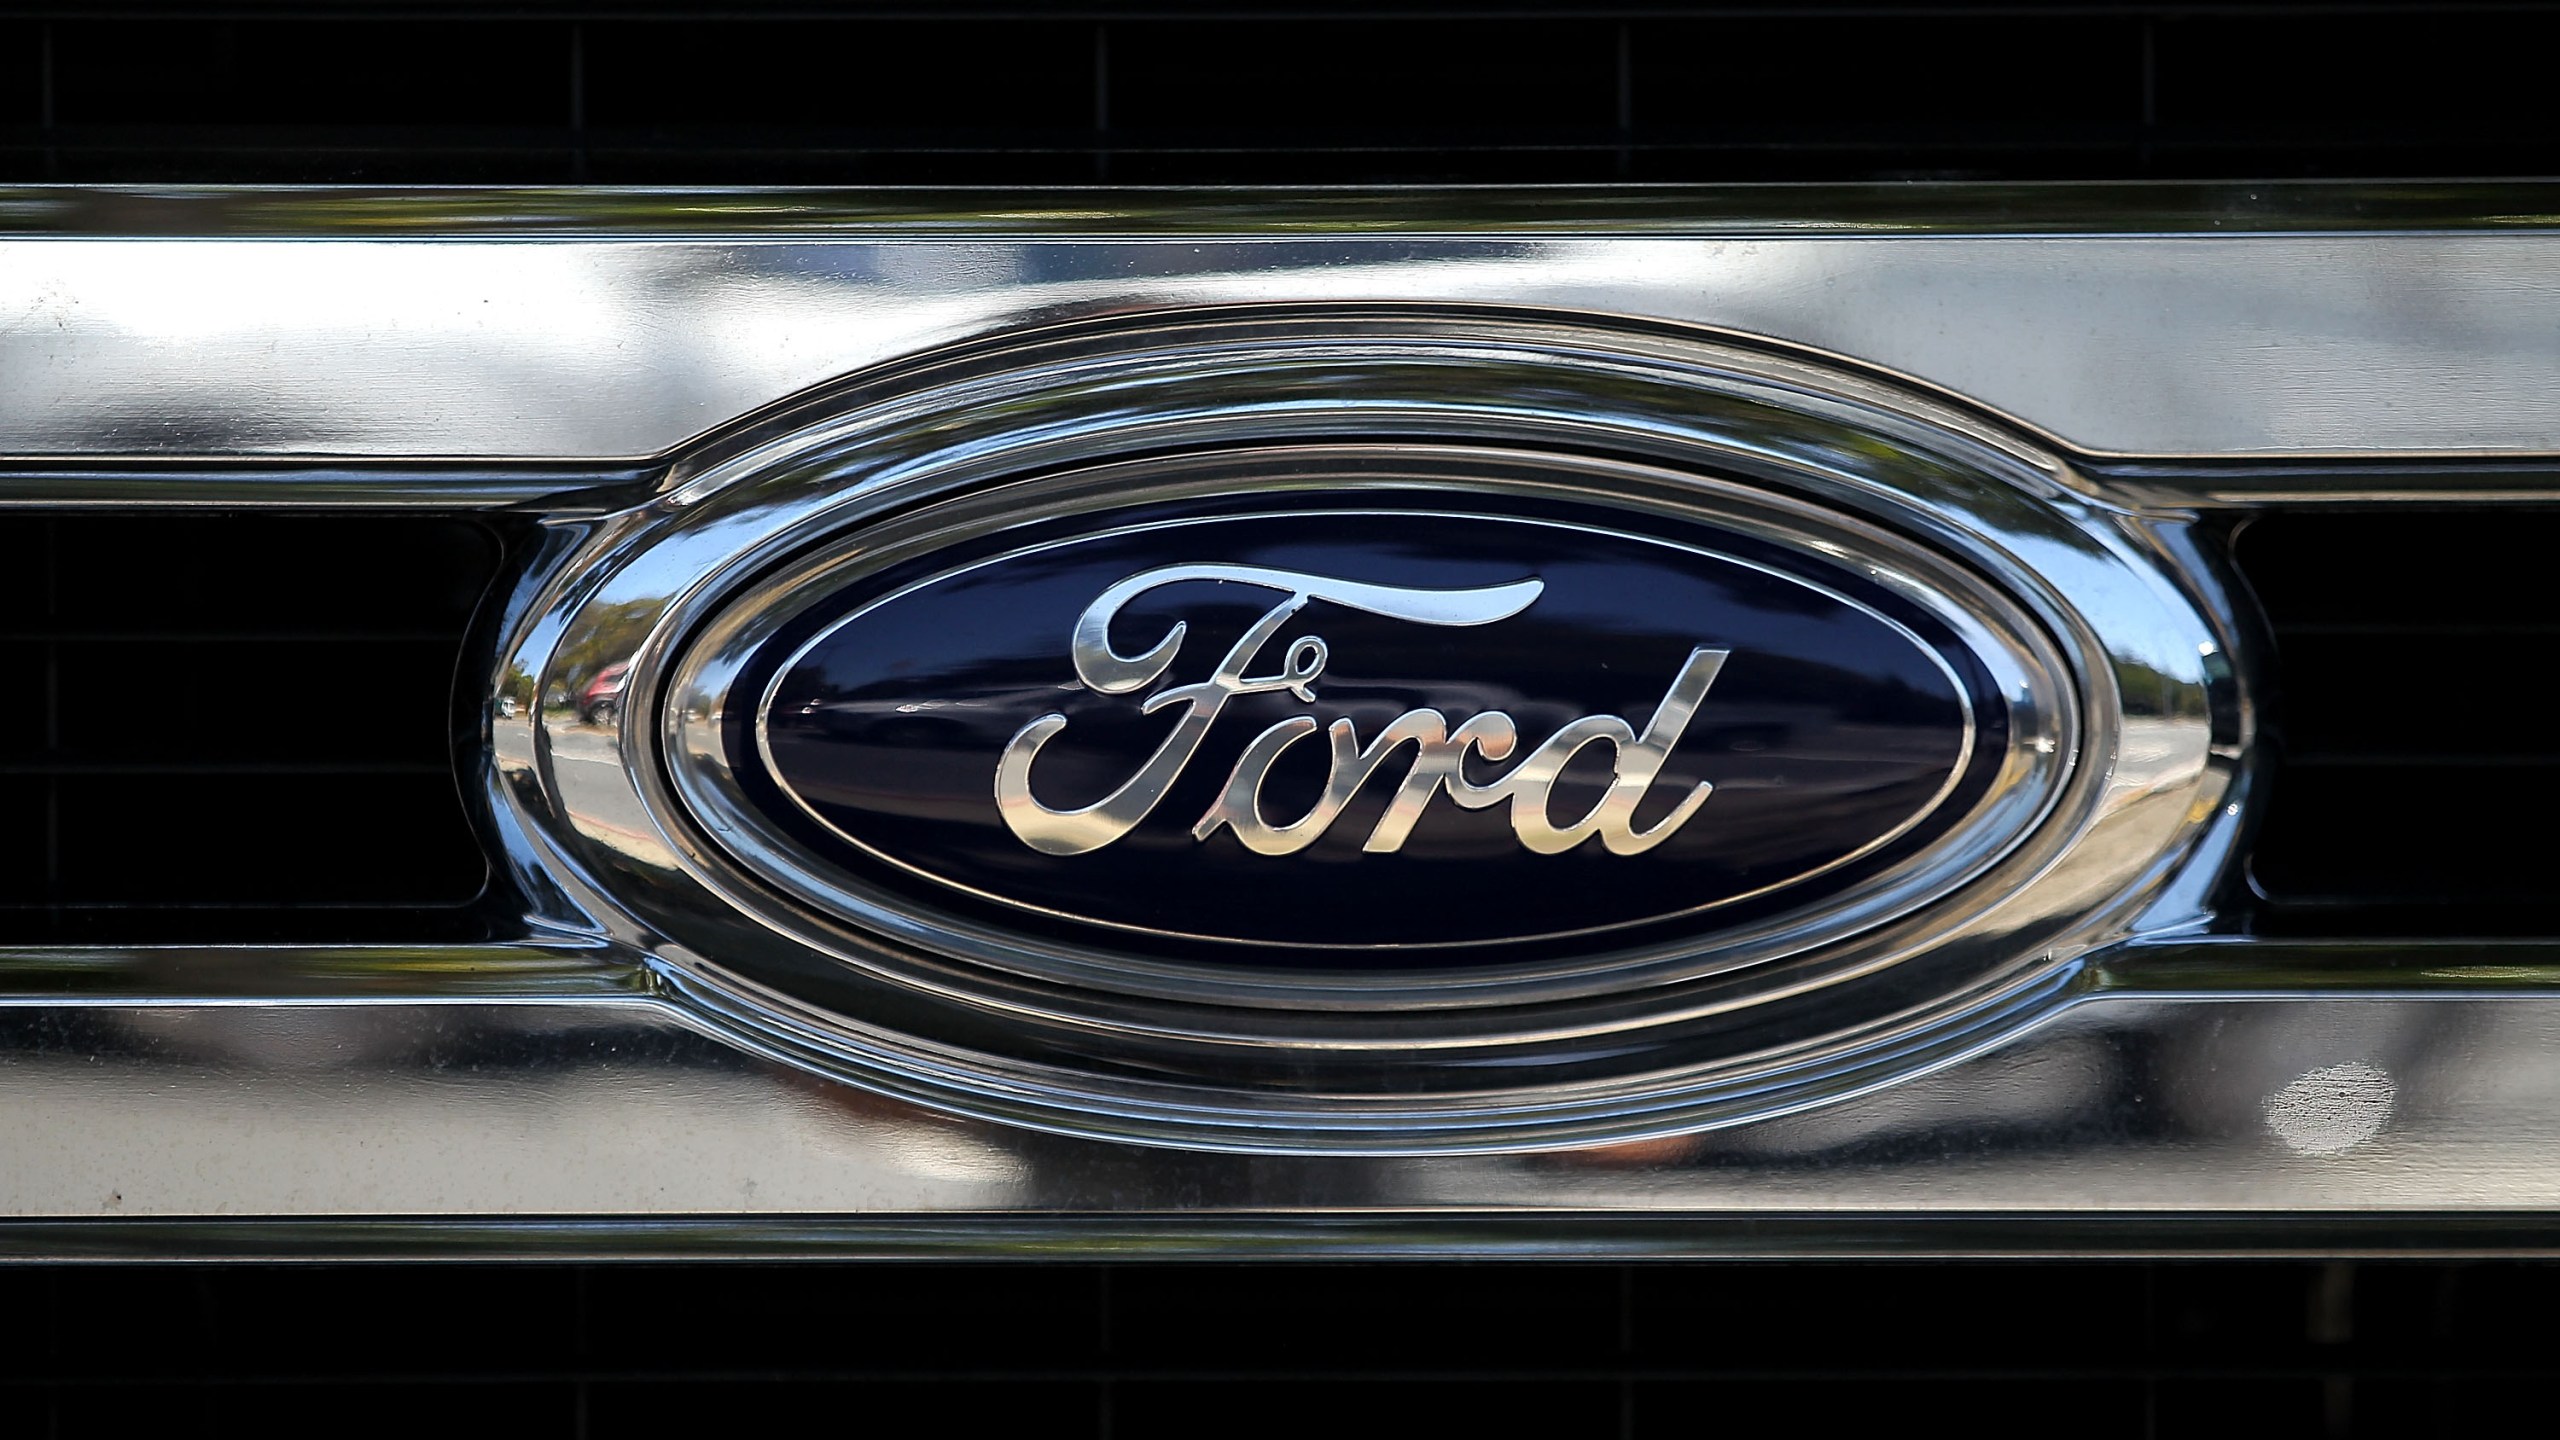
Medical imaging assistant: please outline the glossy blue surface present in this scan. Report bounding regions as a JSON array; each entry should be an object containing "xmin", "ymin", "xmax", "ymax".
[{"xmin": 739, "ymin": 495, "xmax": 2006, "ymax": 967}]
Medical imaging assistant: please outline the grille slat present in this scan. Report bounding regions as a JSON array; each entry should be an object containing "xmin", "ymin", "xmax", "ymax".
[{"xmin": 3, "ymin": 6, "xmax": 2557, "ymax": 184}]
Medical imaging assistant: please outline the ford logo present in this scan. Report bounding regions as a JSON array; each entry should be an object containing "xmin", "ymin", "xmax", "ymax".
[
  {"xmin": 514, "ymin": 316, "xmax": 2234, "ymax": 1148},
  {"xmin": 698, "ymin": 482, "xmax": 2027, "ymax": 965}
]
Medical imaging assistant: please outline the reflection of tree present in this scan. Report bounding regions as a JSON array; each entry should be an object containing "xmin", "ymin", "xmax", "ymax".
[
  {"xmin": 2113, "ymin": 657, "xmax": 2206, "ymax": 720},
  {"xmin": 500, "ymin": 662, "xmax": 537, "ymax": 710},
  {"xmin": 552, "ymin": 599, "xmax": 658, "ymax": 701}
]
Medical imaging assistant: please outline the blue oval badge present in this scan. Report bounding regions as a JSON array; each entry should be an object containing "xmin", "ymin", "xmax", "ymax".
[
  {"xmin": 545, "ymin": 327, "xmax": 2184, "ymax": 1149},
  {"xmin": 720, "ymin": 493, "xmax": 2010, "ymax": 964}
]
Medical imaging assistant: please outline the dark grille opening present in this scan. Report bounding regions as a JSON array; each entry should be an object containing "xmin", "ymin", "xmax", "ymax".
[
  {"xmin": 0, "ymin": 1261, "xmax": 2550, "ymax": 1435},
  {"xmin": 3, "ymin": 4, "xmax": 2558, "ymax": 185},
  {"xmin": 0, "ymin": 513, "xmax": 503, "ymax": 946},
  {"xmin": 2237, "ymin": 510, "xmax": 2560, "ymax": 938}
]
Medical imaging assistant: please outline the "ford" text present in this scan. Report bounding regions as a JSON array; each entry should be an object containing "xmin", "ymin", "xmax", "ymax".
[{"xmin": 994, "ymin": 565, "xmax": 1727, "ymax": 857}]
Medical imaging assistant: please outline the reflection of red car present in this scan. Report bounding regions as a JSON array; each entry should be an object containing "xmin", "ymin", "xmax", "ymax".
[{"xmin": 580, "ymin": 662, "xmax": 631, "ymax": 725}]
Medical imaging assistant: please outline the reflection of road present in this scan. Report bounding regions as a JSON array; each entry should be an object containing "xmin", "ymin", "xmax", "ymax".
[
  {"xmin": 542, "ymin": 718, "xmax": 675, "ymax": 864},
  {"xmin": 0, "ymin": 1004, "xmax": 1033, "ymax": 1215}
]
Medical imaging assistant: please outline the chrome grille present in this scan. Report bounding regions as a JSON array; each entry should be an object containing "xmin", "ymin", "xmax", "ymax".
[{"xmin": 0, "ymin": 5, "xmax": 2557, "ymax": 1431}]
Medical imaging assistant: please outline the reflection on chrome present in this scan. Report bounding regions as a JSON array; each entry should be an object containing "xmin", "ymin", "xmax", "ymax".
[
  {"xmin": 2265, "ymin": 1062, "xmax": 2397, "ymax": 1157},
  {"xmin": 7, "ymin": 191, "xmax": 2560, "ymax": 466},
  {"xmin": 3, "ymin": 980, "xmax": 2556, "ymax": 1233}
]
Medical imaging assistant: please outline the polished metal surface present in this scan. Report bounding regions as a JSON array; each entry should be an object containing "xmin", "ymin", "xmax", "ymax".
[
  {"xmin": 0, "ymin": 185, "xmax": 2551, "ymax": 1251},
  {"xmin": 9, "ymin": 940, "xmax": 2560, "ymax": 1256},
  {"xmin": 10, "ymin": 182, "xmax": 2558, "ymax": 237},
  {"xmin": 3, "ymin": 186, "xmax": 2560, "ymax": 464}
]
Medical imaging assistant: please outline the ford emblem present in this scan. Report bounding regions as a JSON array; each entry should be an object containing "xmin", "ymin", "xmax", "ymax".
[{"xmin": 504, "ymin": 312, "xmax": 2237, "ymax": 1150}]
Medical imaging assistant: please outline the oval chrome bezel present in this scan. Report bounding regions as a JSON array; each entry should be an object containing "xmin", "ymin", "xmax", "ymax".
[{"xmin": 487, "ymin": 306, "xmax": 2244, "ymax": 1153}]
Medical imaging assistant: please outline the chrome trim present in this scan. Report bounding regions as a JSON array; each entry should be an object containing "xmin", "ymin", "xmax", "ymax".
[
  {"xmin": 495, "ymin": 309, "xmax": 2234, "ymax": 1153},
  {"xmin": 2, "ymin": 181, "xmax": 2555, "ymax": 237},
  {"xmin": 0, "ymin": 942, "xmax": 643, "ymax": 1001},
  {"xmin": 5, "ymin": 186, "xmax": 2560, "ymax": 463},
  {"xmin": 0, "ymin": 464, "xmax": 645, "ymax": 511},
  {"xmin": 9, "ymin": 942, "xmax": 2560, "ymax": 1251}
]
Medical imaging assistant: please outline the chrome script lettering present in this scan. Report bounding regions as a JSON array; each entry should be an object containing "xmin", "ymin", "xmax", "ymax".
[{"xmin": 994, "ymin": 564, "xmax": 1726, "ymax": 856}]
